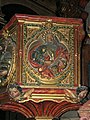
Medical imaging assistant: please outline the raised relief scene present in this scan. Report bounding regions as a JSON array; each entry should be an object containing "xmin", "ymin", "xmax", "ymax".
[
  {"xmin": 0, "ymin": 14, "xmax": 85, "ymax": 119},
  {"xmin": 22, "ymin": 17, "xmax": 82, "ymax": 88},
  {"xmin": 24, "ymin": 22, "xmax": 70, "ymax": 86},
  {"xmin": 0, "ymin": 30, "xmax": 16, "ymax": 86}
]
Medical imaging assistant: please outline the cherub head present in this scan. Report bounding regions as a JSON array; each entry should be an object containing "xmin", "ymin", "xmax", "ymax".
[
  {"xmin": 76, "ymin": 86, "xmax": 89, "ymax": 103},
  {"xmin": 7, "ymin": 83, "xmax": 22, "ymax": 100}
]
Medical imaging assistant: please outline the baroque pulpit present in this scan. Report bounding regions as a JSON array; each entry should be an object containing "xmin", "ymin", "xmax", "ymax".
[{"xmin": 0, "ymin": 14, "xmax": 85, "ymax": 119}]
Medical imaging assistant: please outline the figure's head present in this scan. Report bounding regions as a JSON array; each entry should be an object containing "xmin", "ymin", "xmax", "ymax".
[
  {"xmin": 8, "ymin": 83, "xmax": 22, "ymax": 99},
  {"xmin": 76, "ymin": 86, "xmax": 88, "ymax": 99},
  {"xmin": 46, "ymin": 33, "xmax": 54, "ymax": 43}
]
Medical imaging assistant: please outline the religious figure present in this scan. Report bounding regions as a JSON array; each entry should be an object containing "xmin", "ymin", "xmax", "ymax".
[
  {"xmin": 28, "ymin": 33, "xmax": 70, "ymax": 78},
  {"xmin": 0, "ymin": 33, "xmax": 15, "ymax": 86},
  {"xmin": 0, "ymin": 42, "xmax": 10, "ymax": 84}
]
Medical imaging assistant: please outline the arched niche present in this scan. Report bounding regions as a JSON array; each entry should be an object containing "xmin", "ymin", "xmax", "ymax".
[
  {"xmin": 1, "ymin": 0, "xmax": 55, "ymax": 18},
  {"xmin": 1, "ymin": 4, "xmax": 37, "ymax": 22}
]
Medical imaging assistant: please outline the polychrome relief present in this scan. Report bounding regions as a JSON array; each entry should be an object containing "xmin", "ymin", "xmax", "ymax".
[
  {"xmin": 23, "ymin": 21, "xmax": 75, "ymax": 87},
  {"xmin": 7, "ymin": 82, "xmax": 34, "ymax": 102},
  {"xmin": 0, "ymin": 30, "xmax": 16, "ymax": 86}
]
